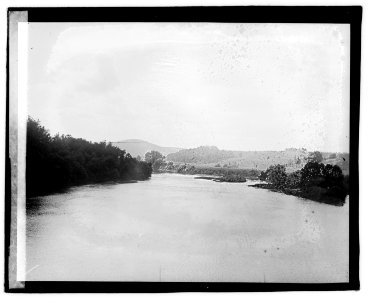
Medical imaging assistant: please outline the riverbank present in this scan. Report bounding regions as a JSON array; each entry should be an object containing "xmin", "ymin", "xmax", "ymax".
[
  {"xmin": 157, "ymin": 163, "xmax": 260, "ymax": 182},
  {"xmin": 250, "ymin": 183, "xmax": 346, "ymax": 206},
  {"xmin": 195, "ymin": 175, "xmax": 247, "ymax": 183},
  {"xmin": 26, "ymin": 117, "xmax": 153, "ymax": 197}
]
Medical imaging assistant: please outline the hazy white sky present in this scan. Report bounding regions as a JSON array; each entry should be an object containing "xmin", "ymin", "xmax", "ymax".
[{"xmin": 28, "ymin": 23, "xmax": 350, "ymax": 152}]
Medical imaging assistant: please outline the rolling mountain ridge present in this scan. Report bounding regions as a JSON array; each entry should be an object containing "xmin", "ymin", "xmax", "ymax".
[
  {"xmin": 112, "ymin": 140, "xmax": 349, "ymax": 174},
  {"xmin": 166, "ymin": 146, "xmax": 349, "ymax": 174},
  {"xmin": 111, "ymin": 139, "xmax": 182, "ymax": 158}
]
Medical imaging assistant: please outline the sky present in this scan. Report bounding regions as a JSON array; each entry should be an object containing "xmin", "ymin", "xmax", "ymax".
[{"xmin": 27, "ymin": 22, "xmax": 350, "ymax": 152}]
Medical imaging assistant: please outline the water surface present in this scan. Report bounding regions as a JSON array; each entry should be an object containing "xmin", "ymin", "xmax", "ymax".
[{"xmin": 26, "ymin": 173, "xmax": 349, "ymax": 282}]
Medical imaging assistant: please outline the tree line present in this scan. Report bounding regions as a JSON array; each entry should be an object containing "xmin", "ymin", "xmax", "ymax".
[
  {"xmin": 143, "ymin": 150, "xmax": 260, "ymax": 182},
  {"xmin": 26, "ymin": 117, "xmax": 152, "ymax": 197},
  {"xmin": 259, "ymin": 160, "xmax": 349, "ymax": 205}
]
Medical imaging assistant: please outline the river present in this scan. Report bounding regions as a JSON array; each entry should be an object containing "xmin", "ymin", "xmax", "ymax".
[{"xmin": 26, "ymin": 173, "xmax": 349, "ymax": 282}]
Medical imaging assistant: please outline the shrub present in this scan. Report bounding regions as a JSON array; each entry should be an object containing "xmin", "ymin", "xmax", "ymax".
[
  {"xmin": 285, "ymin": 170, "xmax": 302, "ymax": 189},
  {"xmin": 266, "ymin": 164, "xmax": 287, "ymax": 188},
  {"xmin": 300, "ymin": 162, "xmax": 325, "ymax": 187},
  {"xmin": 259, "ymin": 170, "xmax": 268, "ymax": 181}
]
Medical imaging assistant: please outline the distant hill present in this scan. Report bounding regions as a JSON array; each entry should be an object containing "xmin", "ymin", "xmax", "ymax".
[
  {"xmin": 112, "ymin": 141, "xmax": 349, "ymax": 174},
  {"xmin": 111, "ymin": 139, "xmax": 182, "ymax": 158},
  {"xmin": 166, "ymin": 146, "xmax": 349, "ymax": 174}
]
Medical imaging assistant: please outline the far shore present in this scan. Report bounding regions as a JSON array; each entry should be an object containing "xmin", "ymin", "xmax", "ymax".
[
  {"xmin": 154, "ymin": 170, "xmax": 256, "ymax": 183},
  {"xmin": 154, "ymin": 164, "xmax": 260, "ymax": 183},
  {"xmin": 154, "ymin": 172, "xmax": 347, "ymax": 206},
  {"xmin": 194, "ymin": 175, "xmax": 247, "ymax": 183}
]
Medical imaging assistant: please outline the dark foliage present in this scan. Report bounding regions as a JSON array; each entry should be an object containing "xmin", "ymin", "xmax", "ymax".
[
  {"xmin": 259, "ymin": 170, "xmax": 268, "ymax": 181},
  {"xmin": 300, "ymin": 162, "xmax": 343, "ymax": 188},
  {"xmin": 258, "ymin": 161, "xmax": 349, "ymax": 205},
  {"xmin": 26, "ymin": 117, "xmax": 152, "ymax": 197},
  {"xmin": 266, "ymin": 164, "xmax": 287, "ymax": 188},
  {"xmin": 300, "ymin": 162, "xmax": 347, "ymax": 202},
  {"xmin": 285, "ymin": 170, "xmax": 302, "ymax": 188}
]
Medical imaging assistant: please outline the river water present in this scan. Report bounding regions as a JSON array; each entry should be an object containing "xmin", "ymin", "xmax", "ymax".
[{"xmin": 26, "ymin": 173, "xmax": 349, "ymax": 282}]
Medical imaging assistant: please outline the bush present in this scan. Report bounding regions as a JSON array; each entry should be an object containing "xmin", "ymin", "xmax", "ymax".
[
  {"xmin": 300, "ymin": 162, "xmax": 325, "ymax": 187},
  {"xmin": 257, "ymin": 161, "xmax": 348, "ymax": 205},
  {"xmin": 285, "ymin": 170, "xmax": 302, "ymax": 188},
  {"xmin": 145, "ymin": 150, "xmax": 165, "ymax": 164},
  {"xmin": 266, "ymin": 164, "xmax": 287, "ymax": 188},
  {"xmin": 152, "ymin": 158, "xmax": 165, "ymax": 172},
  {"xmin": 259, "ymin": 170, "xmax": 268, "ymax": 181}
]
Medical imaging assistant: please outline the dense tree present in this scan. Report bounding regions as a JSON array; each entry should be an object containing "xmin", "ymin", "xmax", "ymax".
[
  {"xmin": 259, "ymin": 170, "xmax": 268, "ymax": 181},
  {"xmin": 259, "ymin": 161, "xmax": 349, "ymax": 200},
  {"xmin": 300, "ymin": 162, "xmax": 346, "ymax": 202},
  {"xmin": 26, "ymin": 117, "xmax": 152, "ymax": 197},
  {"xmin": 260, "ymin": 161, "xmax": 348, "ymax": 204},
  {"xmin": 144, "ymin": 150, "xmax": 164, "ymax": 165},
  {"xmin": 152, "ymin": 158, "xmax": 166, "ymax": 172},
  {"xmin": 300, "ymin": 161, "xmax": 325, "ymax": 187},
  {"xmin": 165, "ymin": 161, "xmax": 175, "ymax": 171},
  {"xmin": 266, "ymin": 164, "xmax": 287, "ymax": 188},
  {"xmin": 285, "ymin": 170, "xmax": 302, "ymax": 188},
  {"xmin": 322, "ymin": 164, "xmax": 344, "ymax": 187}
]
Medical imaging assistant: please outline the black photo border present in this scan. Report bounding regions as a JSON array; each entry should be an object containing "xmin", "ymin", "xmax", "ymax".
[{"xmin": 5, "ymin": 6, "xmax": 361, "ymax": 293}]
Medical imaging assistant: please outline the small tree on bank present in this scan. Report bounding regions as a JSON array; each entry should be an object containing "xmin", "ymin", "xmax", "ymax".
[
  {"xmin": 285, "ymin": 170, "xmax": 302, "ymax": 189},
  {"xmin": 266, "ymin": 164, "xmax": 287, "ymax": 188},
  {"xmin": 259, "ymin": 161, "xmax": 347, "ymax": 202},
  {"xmin": 259, "ymin": 170, "xmax": 268, "ymax": 181},
  {"xmin": 145, "ymin": 150, "xmax": 165, "ymax": 172},
  {"xmin": 152, "ymin": 158, "xmax": 166, "ymax": 172},
  {"xmin": 145, "ymin": 150, "xmax": 164, "ymax": 164}
]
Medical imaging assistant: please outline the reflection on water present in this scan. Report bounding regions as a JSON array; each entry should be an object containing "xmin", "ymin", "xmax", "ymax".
[{"xmin": 26, "ymin": 173, "xmax": 349, "ymax": 282}]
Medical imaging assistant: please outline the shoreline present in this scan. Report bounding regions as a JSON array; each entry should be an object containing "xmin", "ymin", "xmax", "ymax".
[
  {"xmin": 249, "ymin": 183, "xmax": 346, "ymax": 206},
  {"xmin": 154, "ymin": 170, "xmax": 256, "ymax": 182},
  {"xmin": 194, "ymin": 175, "xmax": 247, "ymax": 183},
  {"xmin": 27, "ymin": 178, "xmax": 148, "ymax": 198}
]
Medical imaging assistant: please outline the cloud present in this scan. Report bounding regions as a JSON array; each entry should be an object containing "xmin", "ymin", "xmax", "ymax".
[{"xmin": 29, "ymin": 23, "xmax": 350, "ymax": 152}]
